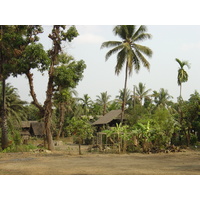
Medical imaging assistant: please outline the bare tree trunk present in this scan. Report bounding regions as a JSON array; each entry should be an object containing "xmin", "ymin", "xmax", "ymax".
[
  {"xmin": 121, "ymin": 63, "xmax": 128, "ymax": 123},
  {"xmin": 103, "ymin": 104, "xmax": 106, "ymax": 116},
  {"xmin": 78, "ymin": 138, "xmax": 82, "ymax": 155},
  {"xmin": 26, "ymin": 71, "xmax": 44, "ymax": 115},
  {"xmin": 123, "ymin": 138, "xmax": 126, "ymax": 153},
  {"xmin": 180, "ymin": 84, "xmax": 182, "ymax": 99},
  {"xmin": 43, "ymin": 64, "xmax": 55, "ymax": 151},
  {"xmin": 1, "ymin": 78, "xmax": 9, "ymax": 150},
  {"xmin": 0, "ymin": 27, "xmax": 8, "ymax": 149}
]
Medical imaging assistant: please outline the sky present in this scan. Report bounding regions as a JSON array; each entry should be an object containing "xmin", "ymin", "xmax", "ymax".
[{"xmin": 8, "ymin": 25, "xmax": 200, "ymax": 104}]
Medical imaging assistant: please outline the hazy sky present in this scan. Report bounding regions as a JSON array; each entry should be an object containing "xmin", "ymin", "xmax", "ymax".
[{"xmin": 8, "ymin": 25, "xmax": 200, "ymax": 104}]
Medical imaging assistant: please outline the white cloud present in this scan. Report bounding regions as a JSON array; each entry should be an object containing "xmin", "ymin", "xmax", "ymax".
[{"xmin": 75, "ymin": 33, "xmax": 105, "ymax": 45}]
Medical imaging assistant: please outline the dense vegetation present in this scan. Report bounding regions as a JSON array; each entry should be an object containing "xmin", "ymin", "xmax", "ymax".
[{"xmin": 0, "ymin": 25, "xmax": 199, "ymax": 154}]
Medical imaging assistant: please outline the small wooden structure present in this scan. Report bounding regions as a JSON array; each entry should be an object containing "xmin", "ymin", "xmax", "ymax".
[
  {"xmin": 95, "ymin": 131, "xmax": 124, "ymax": 153},
  {"xmin": 21, "ymin": 121, "xmax": 45, "ymax": 138}
]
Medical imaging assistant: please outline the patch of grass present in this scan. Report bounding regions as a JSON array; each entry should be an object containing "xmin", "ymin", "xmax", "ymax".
[{"xmin": 2, "ymin": 144, "xmax": 37, "ymax": 153}]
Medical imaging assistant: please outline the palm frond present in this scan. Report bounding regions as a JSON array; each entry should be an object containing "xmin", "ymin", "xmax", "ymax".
[
  {"xmin": 133, "ymin": 33, "xmax": 152, "ymax": 42},
  {"xmin": 132, "ymin": 25, "xmax": 147, "ymax": 39},
  {"xmin": 135, "ymin": 49, "xmax": 150, "ymax": 70},
  {"xmin": 178, "ymin": 68, "xmax": 188, "ymax": 85},
  {"xmin": 132, "ymin": 50, "xmax": 140, "ymax": 73},
  {"xmin": 134, "ymin": 44, "xmax": 153, "ymax": 57},
  {"xmin": 126, "ymin": 25, "xmax": 136, "ymax": 38},
  {"xmin": 101, "ymin": 41, "xmax": 122, "ymax": 49},
  {"xmin": 175, "ymin": 58, "xmax": 191, "ymax": 69},
  {"xmin": 113, "ymin": 25, "xmax": 127, "ymax": 40},
  {"xmin": 115, "ymin": 48, "xmax": 126, "ymax": 75},
  {"xmin": 105, "ymin": 44, "xmax": 124, "ymax": 61},
  {"xmin": 126, "ymin": 48, "xmax": 134, "ymax": 75}
]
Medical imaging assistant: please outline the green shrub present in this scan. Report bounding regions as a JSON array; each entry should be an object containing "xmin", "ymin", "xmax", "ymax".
[
  {"xmin": 2, "ymin": 144, "xmax": 37, "ymax": 153},
  {"xmin": 190, "ymin": 134, "xmax": 198, "ymax": 145}
]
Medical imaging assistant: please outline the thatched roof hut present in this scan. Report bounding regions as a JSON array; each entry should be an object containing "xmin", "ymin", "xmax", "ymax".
[
  {"xmin": 21, "ymin": 121, "xmax": 45, "ymax": 137},
  {"xmin": 21, "ymin": 121, "xmax": 37, "ymax": 128},
  {"xmin": 93, "ymin": 110, "xmax": 122, "ymax": 126}
]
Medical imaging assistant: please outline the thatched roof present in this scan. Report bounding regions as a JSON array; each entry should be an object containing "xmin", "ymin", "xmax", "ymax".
[
  {"xmin": 21, "ymin": 121, "xmax": 45, "ymax": 136},
  {"xmin": 93, "ymin": 110, "xmax": 122, "ymax": 125},
  {"xmin": 21, "ymin": 121, "xmax": 38, "ymax": 128},
  {"xmin": 30, "ymin": 122, "xmax": 45, "ymax": 136}
]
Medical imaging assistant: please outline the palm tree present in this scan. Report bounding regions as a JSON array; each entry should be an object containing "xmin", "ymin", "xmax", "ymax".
[
  {"xmin": 153, "ymin": 88, "xmax": 172, "ymax": 108},
  {"xmin": 79, "ymin": 94, "xmax": 93, "ymax": 116},
  {"xmin": 175, "ymin": 58, "xmax": 190, "ymax": 143},
  {"xmin": 96, "ymin": 91, "xmax": 111, "ymax": 115},
  {"xmin": 175, "ymin": 58, "xmax": 191, "ymax": 99},
  {"xmin": 116, "ymin": 88, "xmax": 132, "ymax": 108},
  {"xmin": 101, "ymin": 25, "xmax": 153, "ymax": 122},
  {"xmin": 0, "ymin": 83, "xmax": 27, "ymax": 130},
  {"xmin": 135, "ymin": 82, "xmax": 151, "ymax": 105}
]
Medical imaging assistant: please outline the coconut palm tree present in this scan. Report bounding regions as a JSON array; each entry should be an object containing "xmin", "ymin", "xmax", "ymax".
[
  {"xmin": 175, "ymin": 58, "xmax": 191, "ymax": 99},
  {"xmin": 0, "ymin": 83, "xmax": 27, "ymax": 129},
  {"xmin": 79, "ymin": 94, "xmax": 93, "ymax": 116},
  {"xmin": 116, "ymin": 88, "xmax": 132, "ymax": 108},
  {"xmin": 153, "ymin": 88, "xmax": 172, "ymax": 108},
  {"xmin": 135, "ymin": 82, "xmax": 151, "ymax": 105},
  {"xmin": 96, "ymin": 91, "xmax": 111, "ymax": 115},
  {"xmin": 101, "ymin": 25, "xmax": 153, "ymax": 122}
]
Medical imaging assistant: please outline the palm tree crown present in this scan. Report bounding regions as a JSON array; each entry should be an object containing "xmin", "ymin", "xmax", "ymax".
[
  {"xmin": 101, "ymin": 25, "xmax": 153, "ymax": 75},
  {"xmin": 96, "ymin": 91, "xmax": 111, "ymax": 115},
  {"xmin": 135, "ymin": 82, "xmax": 151, "ymax": 104},
  {"xmin": 79, "ymin": 94, "xmax": 93, "ymax": 115},
  {"xmin": 153, "ymin": 88, "xmax": 172, "ymax": 107},
  {"xmin": 175, "ymin": 58, "xmax": 190, "ymax": 98}
]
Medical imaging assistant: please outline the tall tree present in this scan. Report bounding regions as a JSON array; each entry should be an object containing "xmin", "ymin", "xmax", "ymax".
[
  {"xmin": 21, "ymin": 25, "xmax": 79, "ymax": 150},
  {"xmin": 175, "ymin": 58, "xmax": 191, "ymax": 99},
  {"xmin": 96, "ymin": 91, "xmax": 111, "ymax": 115},
  {"xmin": 101, "ymin": 25, "xmax": 153, "ymax": 122},
  {"xmin": 135, "ymin": 82, "xmax": 151, "ymax": 105},
  {"xmin": 53, "ymin": 53, "xmax": 86, "ymax": 139},
  {"xmin": 0, "ymin": 25, "xmax": 42, "ymax": 149},
  {"xmin": 175, "ymin": 58, "xmax": 191, "ymax": 145}
]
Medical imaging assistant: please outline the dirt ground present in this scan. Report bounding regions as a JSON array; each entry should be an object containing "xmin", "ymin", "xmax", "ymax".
[{"xmin": 0, "ymin": 143, "xmax": 200, "ymax": 175}]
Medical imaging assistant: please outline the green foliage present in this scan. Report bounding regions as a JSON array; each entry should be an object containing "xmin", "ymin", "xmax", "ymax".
[
  {"xmin": 16, "ymin": 43, "xmax": 50, "ymax": 75},
  {"xmin": 190, "ymin": 134, "xmax": 198, "ymax": 145},
  {"xmin": 2, "ymin": 144, "xmax": 37, "ymax": 153},
  {"xmin": 1, "ymin": 25, "xmax": 49, "ymax": 78},
  {"xmin": 12, "ymin": 130, "xmax": 22, "ymax": 146},
  {"xmin": 61, "ymin": 25, "xmax": 79, "ymax": 42},
  {"xmin": 0, "ymin": 82, "xmax": 28, "ymax": 127},
  {"xmin": 54, "ymin": 54, "xmax": 86, "ymax": 89},
  {"xmin": 0, "ymin": 129, "xmax": 37, "ymax": 153},
  {"xmin": 25, "ymin": 104, "xmax": 41, "ymax": 121},
  {"xmin": 68, "ymin": 117, "xmax": 94, "ymax": 141}
]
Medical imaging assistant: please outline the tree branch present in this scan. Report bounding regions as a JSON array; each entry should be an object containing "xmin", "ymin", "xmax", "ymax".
[{"xmin": 25, "ymin": 71, "xmax": 44, "ymax": 114}]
